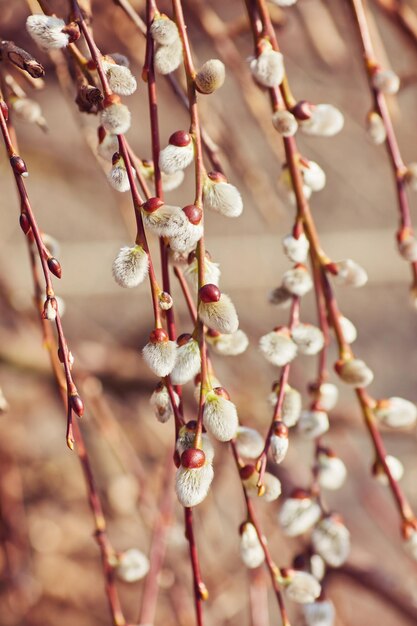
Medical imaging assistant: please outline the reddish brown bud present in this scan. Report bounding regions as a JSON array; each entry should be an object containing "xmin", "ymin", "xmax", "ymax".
[
  {"xmin": 10, "ymin": 155, "xmax": 28, "ymax": 176},
  {"xmin": 103, "ymin": 94, "xmax": 121, "ymax": 107},
  {"xmin": 48, "ymin": 257, "xmax": 62, "ymax": 278},
  {"xmin": 291, "ymin": 100, "xmax": 313, "ymax": 121},
  {"xmin": 213, "ymin": 386, "xmax": 230, "ymax": 400},
  {"xmin": 0, "ymin": 100, "xmax": 8, "ymax": 121},
  {"xmin": 62, "ymin": 22, "xmax": 80, "ymax": 44},
  {"xmin": 206, "ymin": 328, "xmax": 220, "ymax": 338},
  {"xmin": 181, "ymin": 448, "xmax": 206, "ymax": 469},
  {"xmin": 97, "ymin": 125, "xmax": 106, "ymax": 144},
  {"xmin": 273, "ymin": 421, "xmax": 288, "ymax": 438},
  {"xmin": 240, "ymin": 464, "xmax": 256, "ymax": 480},
  {"xmin": 142, "ymin": 197, "xmax": 164, "ymax": 213},
  {"xmin": 149, "ymin": 328, "xmax": 168, "ymax": 343},
  {"xmin": 19, "ymin": 213, "xmax": 31, "ymax": 235},
  {"xmin": 70, "ymin": 394, "xmax": 84, "ymax": 417},
  {"xmin": 199, "ymin": 284, "xmax": 221, "ymax": 303},
  {"xmin": 290, "ymin": 488, "xmax": 311, "ymax": 500},
  {"xmin": 177, "ymin": 333, "xmax": 192, "ymax": 346},
  {"xmin": 186, "ymin": 419, "xmax": 198, "ymax": 431},
  {"xmin": 187, "ymin": 250, "xmax": 197, "ymax": 264},
  {"xmin": 183, "ymin": 204, "xmax": 202, "ymax": 225},
  {"xmin": 207, "ymin": 171, "xmax": 227, "ymax": 183},
  {"xmin": 169, "ymin": 130, "xmax": 191, "ymax": 147},
  {"xmin": 111, "ymin": 151, "xmax": 121, "ymax": 165}
]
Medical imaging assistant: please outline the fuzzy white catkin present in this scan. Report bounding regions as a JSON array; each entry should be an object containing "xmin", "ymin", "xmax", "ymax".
[
  {"xmin": 278, "ymin": 496, "xmax": 321, "ymax": 536},
  {"xmin": 112, "ymin": 245, "xmax": 149, "ymax": 288},
  {"xmin": 250, "ymin": 48, "xmax": 285, "ymax": 87},
  {"xmin": 291, "ymin": 324, "xmax": 324, "ymax": 355},
  {"xmin": 235, "ymin": 427, "xmax": 264, "ymax": 458},
  {"xmin": 282, "ymin": 266, "xmax": 313, "ymax": 297},
  {"xmin": 203, "ymin": 391, "xmax": 239, "ymax": 441},
  {"xmin": 150, "ymin": 385, "xmax": 180, "ymax": 423},
  {"xmin": 102, "ymin": 62, "xmax": 137, "ymax": 96},
  {"xmin": 195, "ymin": 59, "xmax": 226, "ymax": 94},
  {"xmin": 262, "ymin": 473, "xmax": 282, "ymax": 502},
  {"xmin": 108, "ymin": 161, "xmax": 134, "ymax": 192},
  {"xmin": 43, "ymin": 299, "xmax": 57, "ymax": 321},
  {"xmin": 334, "ymin": 259, "xmax": 368, "ymax": 287},
  {"xmin": 116, "ymin": 549, "xmax": 150, "ymax": 582},
  {"xmin": 284, "ymin": 571, "xmax": 321, "ymax": 604},
  {"xmin": 366, "ymin": 111, "xmax": 387, "ymax": 145},
  {"xmin": 159, "ymin": 142, "xmax": 194, "ymax": 174},
  {"xmin": 302, "ymin": 600, "xmax": 336, "ymax": 626},
  {"xmin": 298, "ymin": 410, "xmax": 329, "ymax": 439},
  {"xmin": 316, "ymin": 383, "xmax": 339, "ymax": 411},
  {"xmin": 207, "ymin": 329, "xmax": 249, "ymax": 356},
  {"xmin": 374, "ymin": 397, "xmax": 417, "ymax": 428},
  {"xmin": 311, "ymin": 518, "xmax": 350, "ymax": 568},
  {"xmin": 272, "ymin": 110, "xmax": 298, "ymax": 137},
  {"xmin": 171, "ymin": 339, "xmax": 201, "ymax": 385},
  {"xmin": 98, "ymin": 132, "xmax": 119, "ymax": 160},
  {"xmin": 268, "ymin": 384, "xmax": 302, "ymax": 427},
  {"xmin": 100, "ymin": 103, "xmax": 131, "ymax": 135},
  {"xmin": 142, "ymin": 204, "xmax": 187, "ymax": 238},
  {"xmin": 161, "ymin": 169, "xmax": 185, "ymax": 192},
  {"xmin": 282, "ymin": 233, "xmax": 309, "ymax": 264},
  {"xmin": 154, "ymin": 38, "xmax": 183, "ymax": 75},
  {"xmin": 203, "ymin": 180, "xmax": 243, "ymax": 217},
  {"xmin": 336, "ymin": 359, "xmax": 374, "ymax": 388},
  {"xmin": 279, "ymin": 166, "xmax": 313, "ymax": 204},
  {"xmin": 185, "ymin": 257, "xmax": 221, "ymax": 293},
  {"xmin": 317, "ymin": 454, "xmax": 347, "ymax": 490},
  {"xmin": 26, "ymin": 15, "xmax": 69, "ymax": 49},
  {"xmin": 268, "ymin": 286, "xmax": 293, "ymax": 308},
  {"xmin": 142, "ymin": 339, "xmax": 177, "ymax": 377},
  {"xmin": 150, "ymin": 15, "xmax": 179, "ymax": 45},
  {"xmin": 240, "ymin": 523, "xmax": 265, "ymax": 569},
  {"xmin": 175, "ymin": 463, "xmax": 214, "ymax": 507},
  {"xmin": 372, "ymin": 69, "xmax": 400, "ymax": 95},
  {"xmin": 300, "ymin": 104, "xmax": 344, "ymax": 137},
  {"xmin": 176, "ymin": 428, "xmax": 215, "ymax": 465},
  {"xmin": 375, "ymin": 455, "xmax": 404, "ymax": 484},
  {"xmin": 338, "ymin": 316, "xmax": 357, "ymax": 343},
  {"xmin": 270, "ymin": 433, "xmax": 289, "ymax": 464},
  {"xmin": 169, "ymin": 220, "xmax": 203, "ymax": 255},
  {"xmin": 198, "ymin": 294, "xmax": 239, "ymax": 334},
  {"xmin": 259, "ymin": 330, "xmax": 298, "ymax": 367},
  {"xmin": 301, "ymin": 160, "xmax": 326, "ymax": 192}
]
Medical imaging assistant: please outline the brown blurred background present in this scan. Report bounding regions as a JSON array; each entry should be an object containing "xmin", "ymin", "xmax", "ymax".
[{"xmin": 1, "ymin": 0, "xmax": 417, "ymax": 625}]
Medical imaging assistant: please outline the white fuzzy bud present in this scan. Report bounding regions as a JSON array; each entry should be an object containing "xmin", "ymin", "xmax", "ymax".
[
  {"xmin": 298, "ymin": 410, "xmax": 329, "ymax": 439},
  {"xmin": 203, "ymin": 176, "xmax": 243, "ymax": 218},
  {"xmin": 398, "ymin": 236, "xmax": 417, "ymax": 262},
  {"xmin": 112, "ymin": 245, "xmax": 149, "ymax": 288},
  {"xmin": 240, "ymin": 523, "xmax": 265, "ymax": 568},
  {"xmin": 278, "ymin": 495, "xmax": 321, "ymax": 536},
  {"xmin": 366, "ymin": 111, "xmax": 386, "ymax": 145},
  {"xmin": 282, "ymin": 233, "xmax": 309, "ymax": 263},
  {"xmin": 235, "ymin": 427, "xmax": 264, "ymax": 458},
  {"xmin": 142, "ymin": 204, "xmax": 187, "ymax": 238},
  {"xmin": 150, "ymin": 15, "xmax": 179, "ymax": 45},
  {"xmin": 302, "ymin": 600, "xmax": 336, "ymax": 626},
  {"xmin": 176, "ymin": 426, "xmax": 215, "ymax": 465},
  {"xmin": 269, "ymin": 384, "xmax": 302, "ymax": 427},
  {"xmin": 159, "ymin": 141, "xmax": 194, "ymax": 174},
  {"xmin": 108, "ymin": 158, "xmax": 135, "ymax": 192},
  {"xmin": 116, "ymin": 548, "xmax": 150, "ymax": 582},
  {"xmin": 250, "ymin": 48, "xmax": 285, "ymax": 88},
  {"xmin": 406, "ymin": 163, "xmax": 417, "ymax": 191},
  {"xmin": 103, "ymin": 61, "xmax": 137, "ymax": 96},
  {"xmin": 312, "ymin": 517, "xmax": 350, "ymax": 567},
  {"xmin": 154, "ymin": 38, "xmax": 183, "ymax": 75},
  {"xmin": 317, "ymin": 453, "xmax": 347, "ymax": 490},
  {"xmin": 185, "ymin": 257, "xmax": 221, "ymax": 294},
  {"xmin": 270, "ymin": 433, "xmax": 289, "ymax": 464},
  {"xmin": 291, "ymin": 324, "xmax": 324, "ymax": 355},
  {"xmin": 150, "ymin": 384, "xmax": 180, "ymax": 423},
  {"xmin": 101, "ymin": 103, "xmax": 131, "ymax": 135},
  {"xmin": 372, "ymin": 69, "xmax": 400, "ymax": 95},
  {"xmin": 300, "ymin": 104, "xmax": 344, "ymax": 137},
  {"xmin": 336, "ymin": 358, "xmax": 374, "ymax": 388},
  {"xmin": 171, "ymin": 338, "xmax": 201, "ymax": 385},
  {"xmin": 175, "ymin": 463, "xmax": 214, "ymax": 507},
  {"xmin": 375, "ymin": 455, "xmax": 404, "ymax": 484},
  {"xmin": 195, "ymin": 59, "xmax": 226, "ymax": 94},
  {"xmin": 279, "ymin": 165, "xmax": 313, "ymax": 204},
  {"xmin": 333, "ymin": 259, "xmax": 368, "ymax": 287},
  {"xmin": 284, "ymin": 571, "xmax": 321, "ymax": 604},
  {"xmin": 203, "ymin": 390, "xmax": 239, "ymax": 442},
  {"xmin": 268, "ymin": 286, "xmax": 293, "ymax": 308},
  {"xmin": 262, "ymin": 472, "xmax": 282, "ymax": 501},
  {"xmin": 282, "ymin": 265, "xmax": 313, "ymax": 297},
  {"xmin": 301, "ymin": 160, "xmax": 326, "ymax": 192},
  {"xmin": 26, "ymin": 15, "xmax": 69, "ymax": 49},
  {"xmin": 374, "ymin": 397, "xmax": 417, "ymax": 428},
  {"xmin": 142, "ymin": 335, "xmax": 177, "ymax": 377},
  {"xmin": 259, "ymin": 329, "xmax": 298, "ymax": 367},
  {"xmin": 161, "ymin": 169, "xmax": 185, "ymax": 191},
  {"xmin": 43, "ymin": 298, "xmax": 57, "ymax": 321},
  {"xmin": 272, "ymin": 110, "xmax": 298, "ymax": 137},
  {"xmin": 207, "ymin": 329, "xmax": 249, "ymax": 356},
  {"xmin": 97, "ymin": 132, "xmax": 119, "ymax": 160},
  {"xmin": 314, "ymin": 383, "xmax": 339, "ymax": 411},
  {"xmin": 169, "ymin": 219, "xmax": 203, "ymax": 255},
  {"xmin": 198, "ymin": 294, "xmax": 239, "ymax": 334},
  {"xmin": 338, "ymin": 315, "xmax": 357, "ymax": 343}
]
